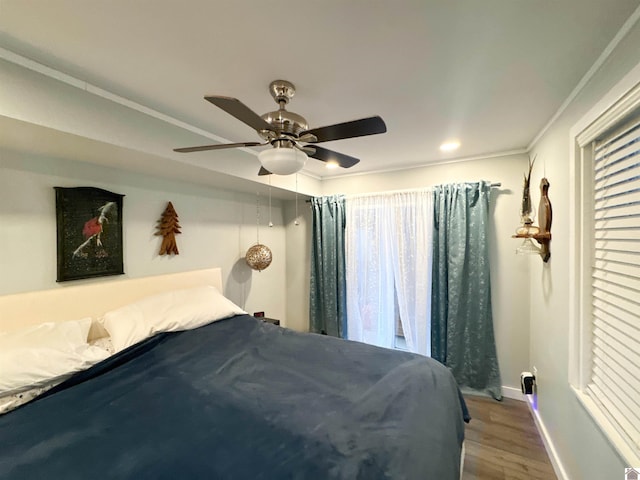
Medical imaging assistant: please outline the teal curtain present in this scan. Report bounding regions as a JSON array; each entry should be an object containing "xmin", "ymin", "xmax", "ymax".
[
  {"xmin": 431, "ymin": 181, "xmax": 502, "ymax": 399},
  {"xmin": 309, "ymin": 195, "xmax": 347, "ymax": 338}
]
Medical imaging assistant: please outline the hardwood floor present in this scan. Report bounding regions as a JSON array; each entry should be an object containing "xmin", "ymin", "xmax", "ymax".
[{"xmin": 462, "ymin": 395, "xmax": 557, "ymax": 480}]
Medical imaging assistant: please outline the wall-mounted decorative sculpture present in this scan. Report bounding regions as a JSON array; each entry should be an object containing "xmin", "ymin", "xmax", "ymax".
[
  {"xmin": 535, "ymin": 178, "xmax": 552, "ymax": 261},
  {"xmin": 156, "ymin": 202, "xmax": 181, "ymax": 255},
  {"xmin": 512, "ymin": 157, "xmax": 552, "ymax": 262}
]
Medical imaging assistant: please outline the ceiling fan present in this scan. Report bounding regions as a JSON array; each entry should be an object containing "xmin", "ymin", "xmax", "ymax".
[{"xmin": 174, "ymin": 80, "xmax": 387, "ymax": 175}]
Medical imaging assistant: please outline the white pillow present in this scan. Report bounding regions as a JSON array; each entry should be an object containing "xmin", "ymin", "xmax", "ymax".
[
  {"xmin": 0, "ymin": 318, "xmax": 110, "ymax": 396},
  {"xmin": 99, "ymin": 286, "xmax": 246, "ymax": 352}
]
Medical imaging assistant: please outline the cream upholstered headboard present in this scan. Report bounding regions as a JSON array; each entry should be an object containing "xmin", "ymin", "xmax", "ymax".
[{"xmin": 0, "ymin": 268, "xmax": 223, "ymax": 335}]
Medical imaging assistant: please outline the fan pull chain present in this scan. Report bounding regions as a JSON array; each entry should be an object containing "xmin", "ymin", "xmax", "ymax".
[
  {"xmin": 256, "ymin": 192, "xmax": 260, "ymax": 243},
  {"xmin": 295, "ymin": 174, "xmax": 300, "ymax": 226},
  {"xmin": 268, "ymin": 176, "xmax": 273, "ymax": 228}
]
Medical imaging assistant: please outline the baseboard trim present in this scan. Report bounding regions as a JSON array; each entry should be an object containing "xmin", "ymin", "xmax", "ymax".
[
  {"xmin": 525, "ymin": 396, "xmax": 570, "ymax": 480},
  {"xmin": 502, "ymin": 386, "xmax": 524, "ymax": 401}
]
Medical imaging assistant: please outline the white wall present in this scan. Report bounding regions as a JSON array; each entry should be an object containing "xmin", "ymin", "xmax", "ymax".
[
  {"xmin": 525, "ymin": 18, "xmax": 640, "ymax": 480},
  {"xmin": 0, "ymin": 148, "xmax": 290, "ymax": 325},
  {"xmin": 0, "ymin": 53, "xmax": 320, "ymax": 333},
  {"xmin": 321, "ymin": 153, "xmax": 531, "ymax": 396}
]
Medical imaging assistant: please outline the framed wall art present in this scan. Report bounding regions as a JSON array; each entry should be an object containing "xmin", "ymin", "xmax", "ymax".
[{"xmin": 55, "ymin": 187, "xmax": 125, "ymax": 282}]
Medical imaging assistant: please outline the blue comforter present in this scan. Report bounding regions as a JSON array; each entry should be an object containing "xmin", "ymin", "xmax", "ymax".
[{"xmin": 0, "ymin": 315, "xmax": 467, "ymax": 479}]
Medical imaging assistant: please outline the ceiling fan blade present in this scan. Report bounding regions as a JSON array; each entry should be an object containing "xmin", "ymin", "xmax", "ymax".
[
  {"xmin": 258, "ymin": 167, "xmax": 272, "ymax": 176},
  {"xmin": 174, "ymin": 141, "xmax": 264, "ymax": 153},
  {"xmin": 205, "ymin": 96, "xmax": 274, "ymax": 132},
  {"xmin": 307, "ymin": 145, "xmax": 360, "ymax": 168},
  {"xmin": 301, "ymin": 116, "xmax": 386, "ymax": 143}
]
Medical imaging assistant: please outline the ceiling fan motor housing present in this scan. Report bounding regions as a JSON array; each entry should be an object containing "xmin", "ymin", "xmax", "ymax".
[
  {"xmin": 260, "ymin": 80, "xmax": 308, "ymax": 139},
  {"xmin": 260, "ymin": 109, "xmax": 308, "ymax": 138}
]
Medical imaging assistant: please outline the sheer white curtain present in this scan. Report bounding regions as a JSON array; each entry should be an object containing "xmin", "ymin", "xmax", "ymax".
[{"xmin": 345, "ymin": 189, "xmax": 433, "ymax": 356}]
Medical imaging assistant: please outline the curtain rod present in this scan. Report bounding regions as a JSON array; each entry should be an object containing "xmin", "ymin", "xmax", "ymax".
[{"xmin": 305, "ymin": 182, "xmax": 502, "ymax": 202}]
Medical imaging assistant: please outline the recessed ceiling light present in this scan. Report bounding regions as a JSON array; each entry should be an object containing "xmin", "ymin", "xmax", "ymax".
[
  {"xmin": 440, "ymin": 141, "xmax": 460, "ymax": 152},
  {"xmin": 326, "ymin": 161, "xmax": 339, "ymax": 169}
]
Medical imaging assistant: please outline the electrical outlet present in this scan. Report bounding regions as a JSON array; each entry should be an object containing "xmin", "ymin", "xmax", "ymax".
[{"xmin": 532, "ymin": 365, "xmax": 538, "ymax": 379}]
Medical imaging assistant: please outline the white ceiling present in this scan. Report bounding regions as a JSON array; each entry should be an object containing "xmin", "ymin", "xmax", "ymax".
[{"xmin": 1, "ymin": 0, "xmax": 639, "ymax": 179}]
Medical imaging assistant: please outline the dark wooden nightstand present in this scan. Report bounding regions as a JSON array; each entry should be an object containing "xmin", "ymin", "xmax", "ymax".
[{"xmin": 260, "ymin": 317, "xmax": 280, "ymax": 326}]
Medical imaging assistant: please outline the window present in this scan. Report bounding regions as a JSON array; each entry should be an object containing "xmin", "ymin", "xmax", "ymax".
[
  {"xmin": 590, "ymin": 117, "xmax": 640, "ymax": 453},
  {"xmin": 344, "ymin": 190, "xmax": 433, "ymax": 356},
  {"xmin": 571, "ymin": 72, "xmax": 640, "ymax": 466}
]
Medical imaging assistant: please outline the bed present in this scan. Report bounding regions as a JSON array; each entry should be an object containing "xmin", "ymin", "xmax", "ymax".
[{"xmin": 0, "ymin": 268, "xmax": 468, "ymax": 479}]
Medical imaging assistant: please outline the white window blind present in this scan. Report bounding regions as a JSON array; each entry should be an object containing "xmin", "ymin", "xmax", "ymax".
[{"xmin": 588, "ymin": 118, "xmax": 640, "ymax": 457}]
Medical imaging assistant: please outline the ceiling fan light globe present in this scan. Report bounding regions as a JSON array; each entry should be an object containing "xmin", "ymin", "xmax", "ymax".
[{"xmin": 258, "ymin": 148, "xmax": 307, "ymax": 175}]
